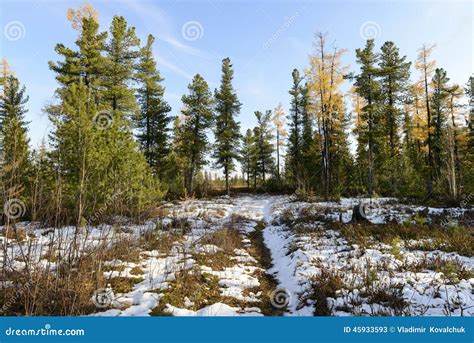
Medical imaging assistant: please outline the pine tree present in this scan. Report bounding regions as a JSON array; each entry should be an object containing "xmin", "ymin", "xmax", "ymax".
[
  {"xmin": 287, "ymin": 69, "xmax": 304, "ymax": 188},
  {"xmin": 378, "ymin": 41, "xmax": 411, "ymax": 194},
  {"xmin": 48, "ymin": 14, "xmax": 163, "ymax": 224},
  {"xmin": 240, "ymin": 129, "xmax": 254, "ymax": 189},
  {"xmin": 254, "ymin": 110, "xmax": 275, "ymax": 182},
  {"xmin": 213, "ymin": 58, "xmax": 241, "ymax": 195},
  {"xmin": 354, "ymin": 39, "xmax": 382, "ymax": 198},
  {"xmin": 135, "ymin": 34, "xmax": 172, "ymax": 178},
  {"xmin": 0, "ymin": 76, "xmax": 31, "ymax": 223},
  {"xmin": 179, "ymin": 74, "xmax": 214, "ymax": 196},
  {"xmin": 430, "ymin": 68, "xmax": 450, "ymax": 182}
]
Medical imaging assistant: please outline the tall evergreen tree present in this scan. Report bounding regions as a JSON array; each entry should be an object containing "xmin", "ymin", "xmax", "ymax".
[
  {"xmin": 48, "ymin": 15, "xmax": 162, "ymax": 224},
  {"xmin": 253, "ymin": 110, "xmax": 275, "ymax": 182},
  {"xmin": 213, "ymin": 58, "xmax": 241, "ymax": 195},
  {"xmin": 240, "ymin": 129, "xmax": 255, "ymax": 189},
  {"xmin": 430, "ymin": 68, "xmax": 450, "ymax": 182},
  {"xmin": 378, "ymin": 41, "xmax": 411, "ymax": 194},
  {"xmin": 179, "ymin": 74, "xmax": 214, "ymax": 196},
  {"xmin": 0, "ymin": 76, "xmax": 30, "ymax": 223},
  {"xmin": 135, "ymin": 34, "xmax": 172, "ymax": 178},
  {"xmin": 354, "ymin": 39, "xmax": 382, "ymax": 198},
  {"xmin": 287, "ymin": 69, "xmax": 304, "ymax": 188}
]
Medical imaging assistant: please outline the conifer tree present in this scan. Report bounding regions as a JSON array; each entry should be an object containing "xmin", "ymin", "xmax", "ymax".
[
  {"xmin": 463, "ymin": 76, "xmax": 474, "ymax": 195},
  {"xmin": 49, "ymin": 14, "xmax": 162, "ymax": 224},
  {"xmin": 415, "ymin": 44, "xmax": 436, "ymax": 197},
  {"xmin": 240, "ymin": 129, "xmax": 255, "ymax": 189},
  {"xmin": 354, "ymin": 39, "xmax": 382, "ymax": 198},
  {"xmin": 430, "ymin": 68, "xmax": 450, "ymax": 182},
  {"xmin": 378, "ymin": 41, "xmax": 411, "ymax": 194},
  {"xmin": 287, "ymin": 69, "xmax": 304, "ymax": 188},
  {"xmin": 135, "ymin": 34, "xmax": 172, "ymax": 178},
  {"xmin": 307, "ymin": 33, "xmax": 349, "ymax": 197},
  {"xmin": 179, "ymin": 74, "xmax": 214, "ymax": 196},
  {"xmin": 253, "ymin": 110, "xmax": 275, "ymax": 182},
  {"xmin": 0, "ymin": 76, "xmax": 31, "ymax": 223},
  {"xmin": 213, "ymin": 58, "xmax": 241, "ymax": 195}
]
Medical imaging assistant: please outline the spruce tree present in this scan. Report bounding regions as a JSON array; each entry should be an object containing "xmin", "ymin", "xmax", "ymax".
[
  {"xmin": 135, "ymin": 34, "xmax": 172, "ymax": 178},
  {"xmin": 179, "ymin": 74, "xmax": 214, "ymax": 196},
  {"xmin": 213, "ymin": 58, "xmax": 241, "ymax": 195}
]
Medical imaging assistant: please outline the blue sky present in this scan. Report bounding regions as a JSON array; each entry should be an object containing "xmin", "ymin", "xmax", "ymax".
[{"xmin": 0, "ymin": 0, "xmax": 472, "ymax": 149}]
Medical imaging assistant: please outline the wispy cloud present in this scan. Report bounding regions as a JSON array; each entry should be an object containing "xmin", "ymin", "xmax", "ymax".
[
  {"xmin": 123, "ymin": 0, "xmax": 210, "ymax": 59},
  {"xmin": 156, "ymin": 56, "xmax": 193, "ymax": 80}
]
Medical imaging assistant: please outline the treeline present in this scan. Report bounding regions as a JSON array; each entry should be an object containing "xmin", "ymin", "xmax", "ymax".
[{"xmin": 1, "ymin": 7, "xmax": 473, "ymax": 227}]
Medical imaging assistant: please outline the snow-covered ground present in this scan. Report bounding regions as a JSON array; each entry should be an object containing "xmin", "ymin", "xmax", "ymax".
[{"xmin": 1, "ymin": 195, "xmax": 472, "ymax": 316}]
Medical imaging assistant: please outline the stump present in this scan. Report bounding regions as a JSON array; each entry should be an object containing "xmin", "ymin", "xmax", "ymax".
[{"xmin": 351, "ymin": 204, "xmax": 368, "ymax": 223}]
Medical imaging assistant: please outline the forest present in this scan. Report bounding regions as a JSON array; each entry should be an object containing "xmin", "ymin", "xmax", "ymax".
[{"xmin": 0, "ymin": 4, "xmax": 473, "ymax": 317}]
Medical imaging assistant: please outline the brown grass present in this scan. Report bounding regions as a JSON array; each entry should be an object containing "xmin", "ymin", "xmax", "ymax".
[{"xmin": 332, "ymin": 222, "xmax": 474, "ymax": 257}]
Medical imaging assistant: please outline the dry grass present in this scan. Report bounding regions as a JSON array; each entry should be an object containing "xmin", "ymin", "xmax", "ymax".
[
  {"xmin": 332, "ymin": 222, "xmax": 474, "ymax": 257},
  {"xmin": 403, "ymin": 257, "xmax": 473, "ymax": 283},
  {"xmin": 308, "ymin": 268, "xmax": 345, "ymax": 316},
  {"xmin": 1, "ymin": 227, "xmax": 28, "ymax": 242},
  {"xmin": 150, "ymin": 270, "xmax": 222, "ymax": 315},
  {"xmin": 109, "ymin": 276, "xmax": 143, "ymax": 293},
  {"xmin": 199, "ymin": 227, "xmax": 242, "ymax": 253}
]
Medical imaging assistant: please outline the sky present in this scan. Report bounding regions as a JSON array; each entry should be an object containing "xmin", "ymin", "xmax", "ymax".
[{"xmin": 0, "ymin": 0, "xmax": 472, "ymax": 152}]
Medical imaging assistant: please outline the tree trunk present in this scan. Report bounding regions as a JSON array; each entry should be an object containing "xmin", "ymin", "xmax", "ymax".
[{"xmin": 351, "ymin": 204, "xmax": 368, "ymax": 223}]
